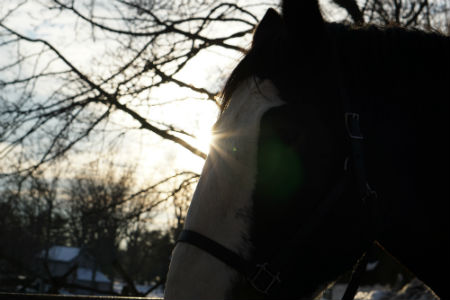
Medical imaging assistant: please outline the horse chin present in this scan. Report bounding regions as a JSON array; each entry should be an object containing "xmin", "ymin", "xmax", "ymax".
[{"xmin": 165, "ymin": 244, "xmax": 239, "ymax": 299}]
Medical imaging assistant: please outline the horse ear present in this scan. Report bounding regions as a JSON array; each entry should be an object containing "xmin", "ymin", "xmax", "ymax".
[
  {"xmin": 282, "ymin": 0, "xmax": 324, "ymax": 36},
  {"xmin": 252, "ymin": 8, "xmax": 284, "ymax": 49}
]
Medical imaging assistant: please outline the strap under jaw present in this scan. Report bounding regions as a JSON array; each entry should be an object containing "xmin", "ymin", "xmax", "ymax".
[
  {"xmin": 177, "ymin": 229, "xmax": 282, "ymax": 294},
  {"xmin": 177, "ymin": 229, "xmax": 254, "ymax": 275}
]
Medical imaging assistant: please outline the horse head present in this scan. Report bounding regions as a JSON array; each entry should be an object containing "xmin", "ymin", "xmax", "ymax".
[{"xmin": 165, "ymin": 0, "xmax": 450, "ymax": 299}]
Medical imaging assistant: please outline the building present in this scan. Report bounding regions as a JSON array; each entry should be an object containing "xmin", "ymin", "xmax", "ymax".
[{"xmin": 36, "ymin": 245, "xmax": 113, "ymax": 295}]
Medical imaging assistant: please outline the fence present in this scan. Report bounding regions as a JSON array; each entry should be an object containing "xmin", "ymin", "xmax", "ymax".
[{"xmin": 0, "ymin": 293, "xmax": 162, "ymax": 300}]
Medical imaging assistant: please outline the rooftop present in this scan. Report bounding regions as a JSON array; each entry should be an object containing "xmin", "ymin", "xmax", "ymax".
[{"xmin": 39, "ymin": 246, "xmax": 80, "ymax": 262}]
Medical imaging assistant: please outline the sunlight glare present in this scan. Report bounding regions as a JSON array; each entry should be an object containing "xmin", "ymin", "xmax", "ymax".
[{"xmin": 195, "ymin": 129, "xmax": 213, "ymax": 154}]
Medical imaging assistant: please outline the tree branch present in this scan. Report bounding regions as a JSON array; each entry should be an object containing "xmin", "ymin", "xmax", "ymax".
[{"xmin": 332, "ymin": 0, "xmax": 365, "ymax": 24}]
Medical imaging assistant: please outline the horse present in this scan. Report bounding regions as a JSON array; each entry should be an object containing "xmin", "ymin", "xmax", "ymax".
[{"xmin": 165, "ymin": 0, "xmax": 450, "ymax": 299}]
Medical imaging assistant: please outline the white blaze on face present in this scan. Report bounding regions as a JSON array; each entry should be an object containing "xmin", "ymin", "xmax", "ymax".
[{"xmin": 164, "ymin": 79, "xmax": 284, "ymax": 299}]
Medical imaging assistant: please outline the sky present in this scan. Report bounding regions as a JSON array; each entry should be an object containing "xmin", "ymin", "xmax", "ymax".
[
  {"xmin": 0, "ymin": 0, "xmax": 276, "ymax": 230},
  {"xmin": 2, "ymin": 0, "xmax": 442, "ymax": 183},
  {"xmin": 0, "ymin": 0, "xmax": 354, "ymax": 230},
  {"xmin": 0, "ymin": 0, "xmax": 346, "ymax": 173},
  {"xmin": 0, "ymin": 1, "xmax": 234, "ymax": 176}
]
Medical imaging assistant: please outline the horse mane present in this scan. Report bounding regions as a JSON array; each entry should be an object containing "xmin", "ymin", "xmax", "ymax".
[
  {"xmin": 219, "ymin": 8, "xmax": 288, "ymax": 112},
  {"xmin": 220, "ymin": 25, "xmax": 286, "ymax": 112},
  {"xmin": 220, "ymin": 19, "xmax": 450, "ymax": 112},
  {"xmin": 328, "ymin": 23, "xmax": 450, "ymax": 95}
]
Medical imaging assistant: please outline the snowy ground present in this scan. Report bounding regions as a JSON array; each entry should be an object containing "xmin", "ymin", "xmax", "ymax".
[
  {"xmin": 113, "ymin": 281, "xmax": 164, "ymax": 298},
  {"xmin": 320, "ymin": 279, "xmax": 439, "ymax": 300},
  {"xmin": 145, "ymin": 278, "xmax": 438, "ymax": 300},
  {"xmin": 114, "ymin": 278, "xmax": 439, "ymax": 299}
]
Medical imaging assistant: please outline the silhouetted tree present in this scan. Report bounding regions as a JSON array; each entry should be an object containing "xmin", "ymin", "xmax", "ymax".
[
  {"xmin": 0, "ymin": 0, "xmax": 266, "ymax": 177},
  {"xmin": 326, "ymin": 0, "xmax": 449, "ymax": 32},
  {"xmin": 0, "ymin": 163, "xmax": 189, "ymax": 294},
  {"xmin": 0, "ymin": 170, "xmax": 67, "ymax": 292}
]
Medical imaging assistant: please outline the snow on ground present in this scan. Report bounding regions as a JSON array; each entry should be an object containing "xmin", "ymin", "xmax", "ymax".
[
  {"xmin": 111, "ymin": 278, "xmax": 438, "ymax": 299},
  {"xmin": 76, "ymin": 267, "xmax": 110, "ymax": 283},
  {"xmin": 113, "ymin": 281, "xmax": 164, "ymax": 298},
  {"xmin": 320, "ymin": 279, "xmax": 439, "ymax": 300}
]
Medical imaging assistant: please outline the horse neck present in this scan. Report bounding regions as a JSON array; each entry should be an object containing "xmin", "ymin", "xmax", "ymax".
[{"xmin": 351, "ymin": 28, "xmax": 450, "ymax": 298}]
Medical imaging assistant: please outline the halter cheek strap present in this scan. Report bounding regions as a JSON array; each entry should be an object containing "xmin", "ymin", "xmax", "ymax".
[
  {"xmin": 177, "ymin": 230, "xmax": 280, "ymax": 294},
  {"xmin": 177, "ymin": 230, "xmax": 255, "ymax": 276}
]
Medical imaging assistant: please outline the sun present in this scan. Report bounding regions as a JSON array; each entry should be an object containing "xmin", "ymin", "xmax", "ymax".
[{"xmin": 194, "ymin": 129, "xmax": 213, "ymax": 155}]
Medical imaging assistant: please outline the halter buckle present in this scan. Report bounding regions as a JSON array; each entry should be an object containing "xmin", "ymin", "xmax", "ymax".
[
  {"xmin": 363, "ymin": 184, "xmax": 378, "ymax": 203},
  {"xmin": 249, "ymin": 263, "xmax": 281, "ymax": 294},
  {"xmin": 345, "ymin": 112, "xmax": 364, "ymax": 140}
]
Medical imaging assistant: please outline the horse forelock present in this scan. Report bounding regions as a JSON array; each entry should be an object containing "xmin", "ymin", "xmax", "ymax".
[{"xmin": 165, "ymin": 78, "xmax": 284, "ymax": 299}]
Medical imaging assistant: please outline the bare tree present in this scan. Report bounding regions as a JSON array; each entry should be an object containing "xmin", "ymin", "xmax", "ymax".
[
  {"xmin": 1, "ymin": 0, "xmax": 446, "ymax": 179},
  {"xmin": 0, "ymin": 161, "xmax": 189, "ymax": 293},
  {"xmin": 326, "ymin": 0, "xmax": 449, "ymax": 32},
  {"xmin": 0, "ymin": 169, "xmax": 68, "ymax": 292},
  {"xmin": 1, "ymin": 0, "xmax": 446, "ymax": 199},
  {"xmin": 0, "ymin": 6, "xmax": 269, "ymax": 280},
  {"xmin": 0, "ymin": 0, "xmax": 269, "ymax": 178}
]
